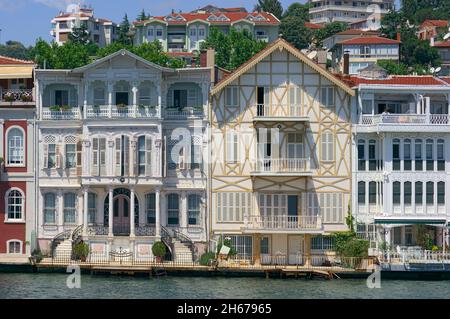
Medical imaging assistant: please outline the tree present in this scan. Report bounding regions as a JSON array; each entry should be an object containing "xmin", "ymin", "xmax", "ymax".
[
  {"xmin": 377, "ymin": 60, "xmax": 409, "ymax": 75},
  {"xmin": 254, "ymin": 0, "xmax": 283, "ymax": 19},
  {"xmin": 280, "ymin": 16, "xmax": 312, "ymax": 50},
  {"xmin": 118, "ymin": 14, "xmax": 132, "ymax": 45},
  {"xmin": 202, "ymin": 27, "xmax": 267, "ymax": 70},
  {"xmin": 282, "ymin": 2, "xmax": 310, "ymax": 20},
  {"xmin": 0, "ymin": 41, "xmax": 32, "ymax": 60},
  {"xmin": 137, "ymin": 9, "xmax": 150, "ymax": 21},
  {"xmin": 314, "ymin": 21, "xmax": 348, "ymax": 47},
  {"xmin": 68, "ymin": 22, "xmax": 91, "ymax": 45},
  {"xmin": 400, "ymin": 0, "xmax": 450, "ymax": 24}
]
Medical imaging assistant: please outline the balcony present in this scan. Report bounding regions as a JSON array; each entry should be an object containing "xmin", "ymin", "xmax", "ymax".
[
  {"xmin": 168, "ymin": 35, "xmax": 186, "ymax": 44},
  {"xmin": 0, "ymin": 89, "xmax": 34, "ymax": 105},
  {"xmin": 255, "ymin": 104, "xmax": 309, "ymax": 121},
  {"xmin": 255, "ymin": 35, "xmax": 269, "ymax": 42},
  {"xmin": 85, "ymin": 105, "xmax": 160, "ymax": 119},
  {"xmin": 42, "ymin": 108, "xmax": 81, "ymax": 120},
  {"xmin": 252, "ymin": 158, "xmax": 312, "ymax": 176},
  {"xmin": 243, "ymin": 215, "xmax": 323, "ymax": 233},
  {"xmin": 163, "ymin": 107, "xmax": 204, "ymax": 120},
  {"xmin": 358, "ymin": 113, "xmax": 450, "ymax": 132}
]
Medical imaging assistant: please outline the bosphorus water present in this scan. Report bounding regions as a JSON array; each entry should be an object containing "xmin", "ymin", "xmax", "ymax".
[{"xmin": 0, "ymin": 273, "xmax": 449, "ymax": 299}]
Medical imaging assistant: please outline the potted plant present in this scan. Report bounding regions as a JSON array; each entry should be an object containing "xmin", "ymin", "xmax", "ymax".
[
  {"xmin": 117, "ymin": 103, "xmax": 127, "ymax": 109},
  {"xmin": 31, "ymin": 249, "xmax": 44, "ymax": 264},
  {"xmin": 152, "ymin": 241, "xmax": 166, "ymax": 263},
  {"xmin": 21, "ymin": 94, "xmax": 32, "ymax": 102},
  {"xmin": 3, "ymin": 92, "xmax": 16, "ymax": 102},
  {"xmin": 73, "ymin": 241, "xmax": 89, "ymax": 262}
]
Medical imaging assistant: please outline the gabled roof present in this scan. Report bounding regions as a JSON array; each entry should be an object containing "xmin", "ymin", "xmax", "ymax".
[
  {"xmin": 0, "ymin": 55, "xmax": 34, "ymax": 65},
  {"xmin": 335, "ymin": 29, "xmax": 380, "ymax": 36},
  {"xmin": 420, "ymin": 19, "xmax": 449, "ymax": 28},
  {"xmin": 435, "ymin": 41, "xmax": 450, "ymax": 48},
  {"xmin": 339, "ymin": 36, "xmax": 400, "ymax": 45},
  {"xmin": 211, "ymin": 38, "xmax": 355, "ymax": 96},
  {"xmin": 336, "ymin": 75, "xmax": 450, "ymax": 87},
  {"xmin": 304, "ymin": 22, "xmax": 324, "ymax": 30},
  {"xmin": 71, "ymin": 49, "xmax": 174, "ymax": 73},
  {"xmin": 442, "ymin": 77, "xmax": 450, "ymax": 84}
]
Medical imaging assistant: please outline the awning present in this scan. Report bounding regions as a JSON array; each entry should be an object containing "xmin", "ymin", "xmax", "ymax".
[
  {"xmin": 374, "ymin": 216, "xmax": 448, "ymax": 225},
  {"xmin": 0, "ymin": 66, "xmax": 33, "ymax": 79}
]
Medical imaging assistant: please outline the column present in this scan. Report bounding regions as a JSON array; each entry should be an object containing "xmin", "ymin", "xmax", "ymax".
[
  {"xmin": 83, "ymin": 81, "xmax": 89, "ymax": 119},
  {"xmin": 253, "ymin": 234, "xmax": 261, "ymax": 266},
  {"xmin": 83, "ymin": 187, "xmax": 89, "ymax": 235},
  {"xmin": 77, "ymin": 190, "xmax": 83, "ymax": 227},
  {"xmin": 155, "ymin": 188, "xmax": 161, "ymax": 237},
  {"xmin": 58, "ymin": 190, "xmax": 63, "ymax": 230},
  {"xmin": 130, "ymin": 187, "xmax": 135, "ymax": 237},
  {"xmin": 181, "ymin": 191, "xmax": 187, "ymax": 229},
  {"xmin": 107, "ymin": 81, "xmax": 114, "ymax": 118},
  {"xmin": 108, "ymin": 187, "xmax": 114, "ymax": 237},
  {"xmin": 132, "ymin": 82, "xmax": 138, "ymax": 118},
  {"xmin": 160, "ymin": 191, "xmax": 167, "ymax": 227},
  {"xmin": 0, "ymin": 120, "xmax": 4, "ymax": 160},
  {"xmin": 304, "ymin": 234, "xmax": 312, "ymax": 268},
  {"xmin": 157, "ymin": 83, "xmax": 162, "ymax": 117}
]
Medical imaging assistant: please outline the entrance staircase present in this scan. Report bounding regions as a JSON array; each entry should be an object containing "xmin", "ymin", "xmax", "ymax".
[
  {"xmin": 173, "ymin": 239, "xmax": 194, "ymax": 263},
  {"xmin": 161, "ymin": 226, "xmax": 195, "ymax": 263},
  {"xmin": 51, "ymin": 225, "xmax": 83, "ymax": 260}
]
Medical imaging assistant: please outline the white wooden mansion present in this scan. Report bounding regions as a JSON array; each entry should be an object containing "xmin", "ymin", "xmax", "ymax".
[{"xmin": 35, "ymin": 50, "xmax": 211, "ymax": 261}]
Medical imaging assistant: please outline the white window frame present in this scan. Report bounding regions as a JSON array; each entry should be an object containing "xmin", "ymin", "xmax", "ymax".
[
  {"xmin": 226, "ymin": 129, "xmax": 239, "ymax": 163},
  {"xmin": 63, "ymin": 192, "xmax": 77, "ymax": 225},
  {"xmin": 321, "ymin": 130, "xmax": 334, "ymax": 162},
  {"xmin": 5, "ymin": 126, "xmax": 25, "ymax": 167},
  {"xmin": 225, "ymin": 87, "xmax": 238, "ymax": 107},
  {"xmin": 43, "ymin": 193, "xmax": 57, "ymax": 225},
  {"xmin": 320, "ymin": 87, "xmax": 335, "ymax": 107},
  {"xmin": 4, "ymin": 188, "xmax": 25, "ymax": 223},
  {"xmin": 6, "ymin": 239, "xmax": 23, "ymax": 255}
]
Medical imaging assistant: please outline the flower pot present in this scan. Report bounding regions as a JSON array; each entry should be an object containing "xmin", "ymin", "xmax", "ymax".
[{"xmin": 155, "ymin": 256, "xmax": 163, "ymax": 263}]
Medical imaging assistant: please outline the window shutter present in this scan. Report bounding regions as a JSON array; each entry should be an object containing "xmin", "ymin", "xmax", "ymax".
[
  {"xmin": 91, "ymin": 138, "xmax": 98, "ymax": 175},
  {"xmin": 264, "ymin": 87, "xmax": 270, "ymax": 106},
  {"xmin": 226, "ymin": 131, "xmax": 234, "ymax": 162},
  {"xmin": 55, "ymin": 144, "xmax": 61, "ymax": 169},
  {"xmin": 43, "ymin": 144, "xmax": 48, "ymax": 169},
  {"xmin": 76, "ymin": 141, "xmax": 82, "ymax": 168},
  {"xmin": 163, "ymin": 136, "xmax": 167, "ymax": 177},
  {"xmin": 321, "ymin": 87, "xmax": 327, "ymax": 106},
  {"xmin": 99, "ymin": 138, "xmax": 106, "ymax": 176},
  {"xmin": 145, "ymin": 136, "xmax": 152, "ymax": 176},
  {"xmin": 328, "ymin": 88, "xmax": 334, "ymax": 106},
  {"xmin": 124, "ymin": 136, "xmax": 130, "ymax": 176},
  {"xmin": 115, "ymin": 137, "xmax": 121, "ymax": 176}
]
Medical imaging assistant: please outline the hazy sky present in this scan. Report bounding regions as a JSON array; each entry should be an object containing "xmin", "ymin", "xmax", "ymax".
[{"xmin": 0, "ymin": 0, "xmax": 401, "ymax": 46}]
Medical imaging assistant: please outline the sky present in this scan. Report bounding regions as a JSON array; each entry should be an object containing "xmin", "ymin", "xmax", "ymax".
[{"xmin": 0, "ymin": 0, "xmax": 306, "ymax": 46}]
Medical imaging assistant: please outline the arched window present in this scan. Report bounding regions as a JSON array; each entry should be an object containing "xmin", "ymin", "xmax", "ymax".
[
  {"xmin": 368, "ymin": 140, "xmax": 377, "ymax": 170},
  {"xmin": 44, "ymin": 193, "xmax": 56, "ymax": 224},
  {"xmin": 167, "ymin": 193, "xmax": 179, "ymax": 225},
  {"xmin": 63, "ymin": 193, "xmax": 76, "ymax": 224},
  {"xmin": 437, "ymin": 139, "xmax": 445, "ymax": 171},
  {"xmin": 438, "ymin": 182, "xmax": 445, "ymax": 206},
  {"xmin": 7, "ymin": 240, "xmax": 22, "ymax": 254},
  {"xmin": 321, "ymin": 131, "xmax": 334, "ymax": 162},
  {"xmin": 6, "ymin": 127, "xmax": 24, "ymax": 166},
  {"xmin": 358, "ymin": 181, "xmax": 365, "ymax": 205},
  {"xmin": 6, "ymin": 189, "xmax": 24, "ymax": 221},
  {"xmin": 415, "ymin": 139, "xmax": 423, "ymax": 171},
  {"xmin": 392, "ymin": 139, "xmax": 400, "ymax": 171},
  {"xmin": 426, "ymin": 139, "xmax": 434, "ymax": 171},
  {"xmin": 393, "ymin": 182, "xmax": 401, "ymax": 205},
  {"xmin": 188, "ymin": 194, "xmax": 201, "ymax": 225},
  {"xmin": 358, "ymin": 140, "xmax": 365, "ymax": 171},
  {"xmin": 404, "ymin": 139, "xmax": 411, "ymax": 171}
]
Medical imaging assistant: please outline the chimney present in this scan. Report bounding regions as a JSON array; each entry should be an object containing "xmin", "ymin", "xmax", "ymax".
[
  {"xmin": 343, "ymin": 50, "xmax": 350, "ymax": 75},
  {"xmin": 430, "ymin": 37, "xmax": 435, "ymax": 47},
  {"xmin": 200, "ymin": 48, "xmax": 216, "ymax": 83},
  {"xmin": 317, "ymin": 50, "xmax": 327, "ymax": 69},
  {"xmin": 396, "ymin": 32, "xmax": 401, "ymax": 42}
]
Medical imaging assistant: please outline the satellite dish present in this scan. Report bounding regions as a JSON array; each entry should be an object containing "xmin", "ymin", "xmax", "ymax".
[
  {"xmin": 66, "ymin": 3, "xmax": 79, "ymax": 14},
  {"xmin": 430, "ymin": 67, "xmax": 435, "ymax": 73},
  {"xmin": 444, "ymin": 33, "xmax": 450, "ymax": 40},
  {"xmin": 435, "ymin": 67, "xmax": 442, "ymax": 73},
  {"xmin": 308, "ymin": 51, "xmax": 318, "ymax": 60}
]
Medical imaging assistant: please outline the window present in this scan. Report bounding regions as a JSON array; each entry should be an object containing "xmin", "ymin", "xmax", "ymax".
[
  {"xmin": 145, "ymin": 193, "xmax": 156, "ymax": 224},
  {"xmin": 426, "ymin": 139, "xmax": 434, "ymax": 171},
  {"xmin": 6, "ymin": 189, "xmax": 24, "ymax": 221},
  {"xmin": 44, "ymin": 143, "xmax": 57, "ymax": 169},
  {"xmin": 321, "ymin": 131, "xmax": 334, "ymax": 162},
  {"xmin": 426, "ymin": 182, "xmax": 434, "ymax": 205},
  {"xmin": 358, "ymin": 140, "xmax": 365, "ymax": 171},
  {"xmin": 188, "ymin": 194, "xmax": 201, "ymax": 225},
  {"xmin": 63, "ymin": 193, "xmax": 76, "ymax": 224},
  {"xmin": 138, "ymin": 85, "xmax": 152, "ymax": 106},
  {"xmin": 369, "ymin": 182, "xmax": 377, "ymax": 204},
  {"xmin": 368, "ymin": 140, "xmax": 377, "ymax": 170},
  {"xmin": 190, "ymin": 28, "xmax": 197, "ymax": 36},
  {"xmin": 93, "ymin": 87, "xmax": 106, "ymax": 106},
  {"xmin": 137, "ymin": 136, "xmax": 152, "ymax": 176},
  {"xmin": 115, "ymin": 136, "xmax": 130, "ymax": 176},
  {"xmin": 199, "ymin": 28, "xmax": 205, "ymax": 37},
  {"xmin": 44, "ymin": 193, "xmax": 56, "ymax": 224},
  {"xmin": 415, "ymin": 139, "xmax": 423, "ymax": 171},
  {"xmin": 88, "ymin": 193, "xmax": 97, "ymax": 224},
  {"xmin": 438, "ymin": 182, "xmax": 445, "ymax": 205},
  {"xmin": 65, "ymin": 143, "xmax": 76, "ymax": 168},
  {"xmin": 404, "ymin": 182, "xmax": 412, "ymax": 206},
  {"xmin": 7, "ymin": 128, "xmax": 24, "ymax": 166},
  {"xmin": 191, "ymin": 137, "xmax": 202, "ymax": 170},
  {"xmin": 261, "ymin": 237, "xmax": 270, "ymax": 254},
  {"xmin": 320, "ymin": 87, "xmax": 335, "ymax": 107},
  {"xmin": 226, "ymin": 130, "xmax": 238, "ymax": 163},
  {"xmin": 228, "ymin": 235, "xmax": 253, "ymax": 258},
  {"xmin": 167, "ymin": 194, "xmax": 179, "ymax": 225},
  {"xmin": 287, "ymin": 133, "xmax": 303, "ymax": 159},
  {"xmin": 437, "ymin": 139, "xmax": 445, "ymax": 171},
  {"xmin": 55, "ymin": 90, "xmax": 69, "ymax": 106},
  {"xmin": 415, "ymin": 182, "xmax": 423, "ymax": 205},
  {"xmin": 311, "ymin": 236, "xmax": 335, "ymax": 250},
  {"xmin": 156, "ymin": 28, "xmax": 163, "ymax": 37},
  {"xmin": 393, "ymin": 139, "xmax": 400, "ymax": 171},
  {"xmin": 393, "ymin": 182, "xmax": 401, "ymax": 205},
  {"xmin": 148, "ymin": 28, "xmax": 154, "ymax": 37},
  {"xmin": 91, "ymin": 137, "xmax": 106, "ymax": 176},
  {"xmin": 7, "ymin": 241, "xmax": 21, "ymax": 254},
  {"xmin": 404, "ymin": 139, "xmax": 411, "ymax": 171},
  {"xmin": 216, "ymin": 192, "xmax": 251, "ymax": 222},
  {"xmin": 307, "ymin": 193, "xmax": 344, "ymax": 224},
  {"xmin": 225, "ymin": 87, "xmax": 238, "ymax": 107},
  {"xmin": 358, "ymin": 181, "xmax": 365, "ymax": 204}
]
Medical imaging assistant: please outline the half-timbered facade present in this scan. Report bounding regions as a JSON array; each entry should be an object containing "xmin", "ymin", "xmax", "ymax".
[{"xmin": 209, "ymin": 39, "xmax": 355, "ymax": 265}]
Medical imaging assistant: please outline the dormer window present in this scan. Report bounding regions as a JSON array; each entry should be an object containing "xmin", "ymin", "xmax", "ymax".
[
  {"xmin": 207, "ymin": 14, "xmax": 230, "ymax": 22},
  {"xmin": 165, "ymin": 15, "xmax": 186, "ymax": 22},
  {"xmin": 247, "ymin": 14, "xmax": 267, "ymax": 22}
]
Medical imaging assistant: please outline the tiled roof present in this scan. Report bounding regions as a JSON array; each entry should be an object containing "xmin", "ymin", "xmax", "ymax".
[
  {"xmin": 335, "ymin": 29, "xmax": 380, "ymax": 36},
  {"xmin": 420, "ymin": 20, "xmax": 449, "ymax": 28},
  {"xmin": 435, "ymin": 41, "xmax": 450, "ymax": 47},
  {"xmin": 167, "ymin": 52, "xmax": 195, "ymax": 57},
  {"xmin": 54, "ymin": 13, "xmax": 112, "ymax": 23},
  {"xmin": 336, "ymin": 75, "xmax": 449, "ymax": 87},
  {"xmin": 134, "ymin": 11, "xmax": 280, "ymax": 26},
  {"xmin": 0, "ymin": 55, "xmax": 34, "ymax": 65},
  {"xmin": 304, "ymin": 22, "xmax": 323, "ymax": 29},
  {"xmin": 442, "ymin": 77, "xmax": 450, "ymax": 84},
  {"xmin": 339, "ymin": 36, "xmax": 400, "ymax": 45}
]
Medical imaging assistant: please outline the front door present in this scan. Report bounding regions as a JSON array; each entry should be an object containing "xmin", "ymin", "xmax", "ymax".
[
  {"xmin": 287, "ymin": 195, "xmax": 298, "ymax": 228},
  {"xmin": 288, "ymin": 235, "xmax": 304, "ymax": 265},
  {"xmin": 113, "ymin": 195, "xmax": 130, "ymax": 236}
]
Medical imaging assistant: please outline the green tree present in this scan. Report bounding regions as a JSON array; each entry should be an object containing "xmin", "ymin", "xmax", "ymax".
[
  {"xmin": 137, "ymin": 9, "xmax": 150, "ymax": 21},
  {"xmin": 401, "ymin": 0, "xmax": 450, "ymax": 24},
  {"xmin": 254, "ymin": 0, "xmax": 283, "ymax": 19},
  {"xmin": 68, "ymin": 22, "xmax": 91, "ymax": 45},
  {"xmin": 118, "ymin": 14, "xmax": 132, "ymax": 45},
  {"xmin": 29, "ymin": 39, "xmax": 91, "ymax": 69},
  {"xmin": 282, "ymin": 2, "xmax": 310, "ymax": 20},
  {"xmin": 314, "ymin": 21, "xmax": 348, "ymax": 47},
  {"xmin": 280, "ymin": 16, "xmax": 312, "ymax": 50},
  {"xmin": 377, "ymin": 60, "xmax": 409, "ymax": 75},
  {"xmin": 0, "ymin": 40, "xmax": 32, "ymax": 60},
  {"xmin": 202, "ymin": 27, "xmax": 267, "ymax": 70},
  {"xmin": 29, "ymin": 39, "xmax": 54, "ymax": 68}
]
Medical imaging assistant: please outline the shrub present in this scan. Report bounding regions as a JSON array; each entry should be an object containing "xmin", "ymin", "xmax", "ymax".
[
  {"xmin": 21, "ymin": 94, "xmax": 32, "ymax": 102},
  {"xmin": 31, "ymin": 249, "xmax": 44, "ymax": 263},
  {"xmin": 216, "ymin": 237, "xmax": 237, "ymax": 256},
  {"xmin": 199, "ymin": 252, "xmax": 216, "ymax": 266},
  {"xmin": 333, "ymin": 231, "xmax": 369, "ymax": 258},
  {"xmin": 152, "ymin": 241, "xmax": 166, "ymax": 257},
  {"xmin": 73, "ymin": 241, "xmax": 89, "ymax": 260}
]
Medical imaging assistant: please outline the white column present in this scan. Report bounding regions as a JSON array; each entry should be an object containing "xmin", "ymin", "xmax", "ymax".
[
  {"xmin": 108, "ymin": 187, "xmax": 114, "ymax": 237},
  {"xmin": 156, "ymin": 188, "xmax": 161, "ymax": 237},
  {"xmin": 83, "ymin": 187, "xmax": 89, "ymax": 235},
  {"xmin": 0, "ymin": 120, "xmax": 4, "ymax": 159},
  {"xmin": 181, "ymin": 191, "xmax": 187, "ymax": 229},
  {"xmin": 58, "ymin": 190, "xmax": 63, "ymax": 229},
  {"xmin": 107, "ymin": 81, "xmax": 114, "ymax": 118},
  {"xmin": 157, "ymin": 83, "xmax": 162, "ymax": 117},
  {"xmin": 77, "ymin": 190, "xmax": 83, "ymax": 226},
  {"xmin": 83, "ymin": 81, "xmax": 89, "ymax": 119},
  {"xmin": 130, "ymin": 187, "xmax": 135, "ymax": 237},
  {"xmin": 161, "ymin": 191, "xmax": 166, "ymax": 227}
]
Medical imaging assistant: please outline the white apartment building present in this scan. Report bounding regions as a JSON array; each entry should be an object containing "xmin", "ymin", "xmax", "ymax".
[
  {"xmin": 35, "ymin": 50, "xmax": 211, "ymax": 262},
  {"xmin": 50, "ymin": 5, "xmax": 118, "ymax": 47},
  {"xmin": 309, "ymin": 0, "xmax": 394, "ymax": 25},
  {"xmin": 350, "ymin": 67, "xmax": 450, "ymax": 250}
]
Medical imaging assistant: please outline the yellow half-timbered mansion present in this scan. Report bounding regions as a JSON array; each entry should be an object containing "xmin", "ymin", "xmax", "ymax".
[{"xmin": 210, "ymin": 39, "xmax": 355, "ymax": 265}]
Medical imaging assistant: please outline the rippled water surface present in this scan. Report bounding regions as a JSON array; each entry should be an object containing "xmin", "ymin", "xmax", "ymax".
[{"xmin": 0, "ymin": 273, "xmax": 449, "ymax": 299}]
